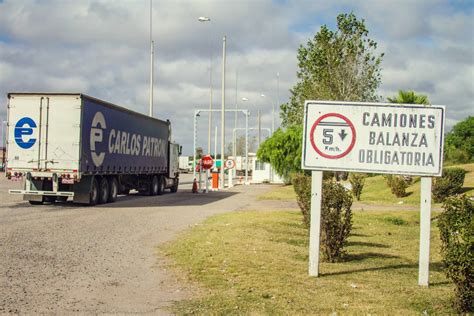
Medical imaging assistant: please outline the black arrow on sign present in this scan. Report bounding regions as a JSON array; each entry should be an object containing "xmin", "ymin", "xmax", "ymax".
[{"xmin": 339, "ymin": 129, "xmax": 348, "ymax": 141}]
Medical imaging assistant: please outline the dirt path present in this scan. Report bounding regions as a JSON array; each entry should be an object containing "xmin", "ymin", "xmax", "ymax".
[{"xmin": 0, "ymin": 179, "xmax": 274, "ymax": 314}]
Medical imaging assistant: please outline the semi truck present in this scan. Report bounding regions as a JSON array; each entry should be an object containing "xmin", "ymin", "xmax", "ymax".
[{"xmin": 5, "ymin": 93, "xmax": 180, "ymax": 205}]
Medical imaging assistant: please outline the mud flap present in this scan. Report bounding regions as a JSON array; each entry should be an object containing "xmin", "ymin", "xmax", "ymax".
[{"xmin": 73, "ymin": 176, "xmax": 94, "ymax": 204}]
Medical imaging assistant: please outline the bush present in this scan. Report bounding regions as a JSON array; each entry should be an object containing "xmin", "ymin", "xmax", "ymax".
[
  {"xmin": 390, "ymin": 176, "xmax": 408, "ymax": 197},
  {"xmin": 437, "ymin": 195, "xmax": 473, "ymax": 312},
  {"xmin": 432, "ymin": 167, "xmax": 467, "ymax": 202},
  {"xmin": 292, "ymin": 173, "xmax": 353, "ymax": 262},
  {"xmin": 349, "ymin": 173, "xmax": 365, "ymax": 201},
  {"xmin": 292, "ymin": 173, "xmax": 311, "ymax": 227}
]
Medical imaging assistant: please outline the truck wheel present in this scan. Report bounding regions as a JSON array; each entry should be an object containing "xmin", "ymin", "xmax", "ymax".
[
  {"xmin": 150, "ymin": 175, "xmax": 159, "ymax": 196},
  {"xmin": 157, "ymin": 176, "xmax": 165, "ymax": 195},
  {"xmin": 88, "ymin": 178, "xmax": 99, "ymax": 206},
  {"xmin": 44, "ymin": 196, "xmax": 57, "ymax": 203},
  {"xmin": 108, "ymin": 177, "xmax": 118, "ymax": 203},
  {"xmin": 170, "ymin": 181, "xmax": 178, "ymax": 193},
  {"xmin": 29, "ymin": 200, "xmax": 44, "ymax": 205},
  {"xmin": 98, "ymin": 177, "xmax": 109, "ymax": 204}
]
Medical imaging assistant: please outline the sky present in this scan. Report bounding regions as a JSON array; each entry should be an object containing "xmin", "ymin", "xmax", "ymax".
[{"xmin": 0, "ymin": 0, "xmax": 472, "ymax": 155}]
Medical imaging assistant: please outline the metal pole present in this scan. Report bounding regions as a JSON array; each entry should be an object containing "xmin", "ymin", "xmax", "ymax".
[
  {"xmin": 419, "ymin": 177, "xmax": 432, "ymax": 286},
  {"xmin": 245, "ymin": 111, "xmax": 248, "ymax": 184},
  {"xmin": 272, "ymin": 102, "xmax": 275, "ymax": 134},
  {"xmin": 193, "ymin": 111, "xmax": 198, "ymax": 180},
  {"xmin": 276, "ymin": 72, "xmax": 280, "ymax": 126},
  {"xmin": 220, "ymin": 36, "xmax": 226, "ymax": 189},
  {"xmin": 214, "ymin": 126, "xmax": 217, "ymax": 159},
  {"xmin": 208, "ymin": 41, "xmax": 213, "ymax": 154},
  {"xmin": 309, "ymin": 170, "xmax": 323, "ymax": 276},
  {"xmin": 149, "ymin": 0, "xmax": 154, "ymax": 117},
  {"xmin": 234, "ymin": 70, "xmax": 238, "ymax": 159},
  {"xmin": 257, "ymin": 110, "xmax": 261, "ymax": 147}
]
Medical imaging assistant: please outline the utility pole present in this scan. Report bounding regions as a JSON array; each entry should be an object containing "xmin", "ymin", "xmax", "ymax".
[
  {"xmin": 220, "ymin": 36, "xmax": 226, "ymax": 189},
  {"xmin": 149, "ymin": 0, "xmax": 154, "ymax": 117}
]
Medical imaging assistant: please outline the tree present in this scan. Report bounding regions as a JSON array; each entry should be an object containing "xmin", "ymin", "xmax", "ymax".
[
  {"xmin": 445, "ymin": 116, "xmax": 474, "ymax": 163},
  {"xmin": 257, "ymin": 125, "xmax": 303, "ymax": 182},
  {"xmin": 195, "ymin": 147, "xmax": 203, "ymax": 159},
  {"xmin": 280, "ymin": 12, "xmax": 384, "ymax": 127},
  {"xmin": 387, "ymin": 90, "xmax": 429, "ymax": 105}
]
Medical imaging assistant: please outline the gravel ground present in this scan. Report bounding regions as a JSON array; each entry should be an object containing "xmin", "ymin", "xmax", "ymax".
[{"xmin": 0, "ymin": 174, "xmax": 275, "ymax": 314}]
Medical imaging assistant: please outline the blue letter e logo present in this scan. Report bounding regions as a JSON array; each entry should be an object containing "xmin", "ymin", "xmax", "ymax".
[{"xmin": 15, "ymin": 117, "xmax": 37, "ymax": 149}]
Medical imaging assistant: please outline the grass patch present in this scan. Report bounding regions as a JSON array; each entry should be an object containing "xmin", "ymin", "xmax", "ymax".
[
  {"xmin": 161, "ymin": 210, "xmax": 455, "ymax": 314},
  {"xmin": 257, "ymin": 185, "xmax": 295, "ymax": 201}
]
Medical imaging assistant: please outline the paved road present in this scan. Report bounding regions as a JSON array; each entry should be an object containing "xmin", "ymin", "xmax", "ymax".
[{"xmin": 0, "ymin": 175, "xmax": 273, "ymax": 314}]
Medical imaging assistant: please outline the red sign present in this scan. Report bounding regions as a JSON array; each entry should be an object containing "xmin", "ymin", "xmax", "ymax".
[{"xmin": 201, "ymin": 155, "xmax": 214, "ymax": 170}]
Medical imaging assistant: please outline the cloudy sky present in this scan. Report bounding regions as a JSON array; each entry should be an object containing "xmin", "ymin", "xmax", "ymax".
[{"xmin": 0, "ymin": 0, "xmax": 472, "ymax": 155}]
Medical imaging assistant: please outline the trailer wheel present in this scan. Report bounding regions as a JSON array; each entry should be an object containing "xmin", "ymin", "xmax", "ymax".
[
  {"xmin": 57, "ymin": 196, "xmax": 68, "ymax": 202},
  {"xmin": 157, "ymin": 176, "xmax": 165, "ymax": 195},
  {"xmin": 29, "ymin": 200, "xmax": 44, "ymax": 205},
  {"xmin": 43, "ymin": 196, "xmax": 57, "ymax": 203},
  {"xmin": 88, "ymin": 178, "xmax": 99, "ymax": 206},
  {"xmin": 98, "ymin": 177, "xmax": 109, "ymax": 204},
  {"xmin": 150, "ymin": 175, "xmax": 159, "ymax": 196},
  {"xmin": 108, "ymin": 177, "xmax": 118, "ymax": 203},
  {"xmin": 170, "ymin": 179, "xmax": 179, "ymax": 193}
]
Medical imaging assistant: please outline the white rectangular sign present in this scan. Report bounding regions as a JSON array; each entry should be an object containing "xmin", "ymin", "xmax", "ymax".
[{"xmin": 302, "ymin": 101, "xmax": 445, "ymax": 176}]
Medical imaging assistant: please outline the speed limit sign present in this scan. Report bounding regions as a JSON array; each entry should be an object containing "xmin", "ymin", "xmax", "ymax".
[
  {"xmin": 225, "ymin": 159, "xmax": 235, "ymax": 169},
  {"xmin": 310, "ymin": 113, "xmax": 356, "ymax": 159}
]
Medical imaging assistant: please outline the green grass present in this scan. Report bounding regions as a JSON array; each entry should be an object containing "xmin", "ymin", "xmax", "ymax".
[
  {"xmin": 257, "ymin": 185, "xmax": 296, "ymax": 201},
  {"xmin": 161, "ymin": 210, "xmax": 455, "ymax": 314},
  {"xmin": 256, "ymin": 163, "xmax": 474, "ymax": 205}
]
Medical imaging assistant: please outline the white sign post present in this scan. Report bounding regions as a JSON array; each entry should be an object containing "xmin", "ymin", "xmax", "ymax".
[
  {"xmin": 225, "ymin": 159, "xmax": 235, "ymax": 188},
  {"xmin": 302, "ymin": 101, "xmax": 445, "ymax": 286}
]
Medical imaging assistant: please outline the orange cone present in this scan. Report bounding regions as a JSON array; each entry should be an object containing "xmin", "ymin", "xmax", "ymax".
[{"xmin": 192, "ymin": 178, "xmax": 198, "ymax": 193}]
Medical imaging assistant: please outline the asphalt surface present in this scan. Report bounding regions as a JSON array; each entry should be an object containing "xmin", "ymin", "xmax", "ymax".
[{"xmin": 0, "ymin": 173, "xmax": 275, "ymax": 314}]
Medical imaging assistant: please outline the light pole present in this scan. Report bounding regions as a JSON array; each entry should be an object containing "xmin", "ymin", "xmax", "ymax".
[
  {"xmin": 220, "ymin": 35, "xmax": 226, "ymax": 190},
  {"xmin": 149, "ymin": 0, "xmax": 154, "ymax": 117},
  {"xmin": 198, "ymin": 16, "xmax": 212, "ymax": 155},
  {"xmin": 260, "ymin": 94, "xmax": 276, "ymax": 134}
]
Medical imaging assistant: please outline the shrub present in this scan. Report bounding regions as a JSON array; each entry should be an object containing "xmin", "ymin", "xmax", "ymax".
[
  {"xmin": 390, "ymin": 176, "xmax": 408, "ymax": 197},
  {"xmin": 292, "ymin": 173, "xmax": 311, "ymax": 227},
  {"xmin": 292, "ymin": 173, "xmax": 353, "ymax": 262},
  {"xmin": 349, "ymin": 173, "xmax": 365, "ymax": 201},
  {"xmin": 320, "ymin": 181, "xmax": 353, "ymax": 262},
  {"xmin": 437, "ymin": 195, "xmax": 473, "ymax": 312},
  {"xmin": 432, "ymin": 167, "xmax": 467, "ymax": 202}
]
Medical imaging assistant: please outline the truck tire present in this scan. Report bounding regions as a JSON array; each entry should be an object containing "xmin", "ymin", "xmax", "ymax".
[
  {"xmin": 108, "ymin": 177, "xmax": 118, "ymax": 203},
  {"xmin": 44, "ymin": 196, "xmax": 57, "ymax": 203},
  {"xmin": 150, "ymin": 175, "xmax": 159, "ymax": 196},
  {"xmin": 88, "ymin": 178, "xmax": 99, "ymax": 206},
  {"xmin": 29, "ymin": 200, "xmax": 44, "ymax": 205},
  {"xmin": 157, "ymin": 176, "xmax": 165, "ymax": 195},
  {"xmin": 170, "ymin": 179, "xmax": 179, "ymax": 193},
  {"xmin": 98, "ymin": 177, "xmax": 109, "ymax": 204}
]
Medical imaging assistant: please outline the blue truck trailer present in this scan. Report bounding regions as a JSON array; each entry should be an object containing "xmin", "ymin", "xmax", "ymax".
[{"xmin": 5, "ymin": 93, "xmax": 180, "ymax": 205}]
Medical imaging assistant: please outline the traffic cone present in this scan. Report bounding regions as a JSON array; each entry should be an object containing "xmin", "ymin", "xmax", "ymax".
[{"xmin": 192, "ymin": 178, "xmax": 198, "ymax": 193}]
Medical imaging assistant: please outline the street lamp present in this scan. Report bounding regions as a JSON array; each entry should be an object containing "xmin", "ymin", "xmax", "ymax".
[
  {"xmin": 198, "ymin": 16, "xmax": 212, "ymax": 155},
  {"xmin": 149, "ymin": 0, "xmax": 154, "ymax": 117}
]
